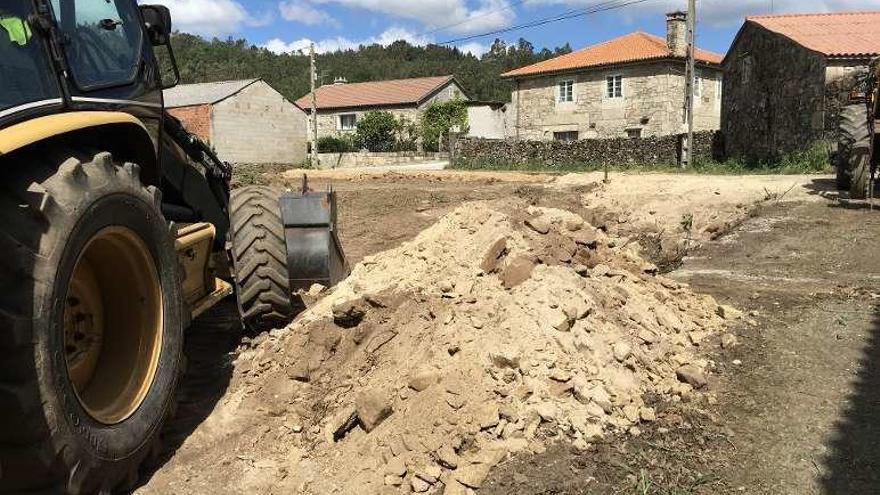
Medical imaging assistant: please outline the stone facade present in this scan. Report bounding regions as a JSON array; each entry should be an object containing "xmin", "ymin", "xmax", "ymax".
[
  {"xmin": 314, "ymin": 107, "xmax": 420, "ymax": 138},
  {"xmin": 722, "ymin": 23, "xmax": 872, "ymax": 162},
  {"xmin": 455, "ymin": 132, "xmax": 719, "ymax": 168},
  {"xmin": 317, "ymin": 151, "xmax": 448, "ymax": 169},
  {"xmin": 309, "ymin": 81, "xmax": 467, "ymax": 140},
  {"xmin": 510, "ymin": 61, "xmax": 722, "ymax": 141}
]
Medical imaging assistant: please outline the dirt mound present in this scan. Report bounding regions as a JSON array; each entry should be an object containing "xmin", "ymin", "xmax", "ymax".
[{"xmin": 140, "ymin": 200, "xmax": 733, "ymax": 495}]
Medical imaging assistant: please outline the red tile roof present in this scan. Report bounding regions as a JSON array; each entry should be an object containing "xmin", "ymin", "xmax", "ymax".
[
  {"xmin": 502, "ymin": 32, "xmax": 723, "ymax": 79},
  {"xmin": 747, "ymin": 11, "xmax": 880, "ymax": 58},
  {"xmin": 295, "ymin": 75, "xmax": 456, "ymax": 110}
]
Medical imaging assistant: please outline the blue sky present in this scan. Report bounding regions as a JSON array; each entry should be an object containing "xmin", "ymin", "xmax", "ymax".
[{"xmin": 151, "ymin": 0, "xmax": 879, "ymax": 57}]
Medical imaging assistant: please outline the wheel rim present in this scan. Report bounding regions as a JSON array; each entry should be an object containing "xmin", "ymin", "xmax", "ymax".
[{"xmin": 64, "ymin": 226, "xmax": 164, "ymax": 425}]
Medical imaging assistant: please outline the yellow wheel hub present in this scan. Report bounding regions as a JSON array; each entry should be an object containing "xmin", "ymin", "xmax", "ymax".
[{"xmin": 64, "ymin": 227, "xmax": 164, "ymax": 425}]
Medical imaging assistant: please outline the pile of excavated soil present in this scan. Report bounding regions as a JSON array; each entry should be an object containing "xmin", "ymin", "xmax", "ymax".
[
  {"xmin": 141, "ymin": 200, "xmax": 739, "ymax": 495},
  {"xmin": 553, "ymin": 173, "xmax": 819, "ymax": 264}
]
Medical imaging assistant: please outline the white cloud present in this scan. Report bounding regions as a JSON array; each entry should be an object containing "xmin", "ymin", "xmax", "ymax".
[
  {"xmin": 374, "ymin": 26, "xmax": 435, "ymax": 45},
  {"xmin": 263, "ymin": 38, "xmax": 312, "ymax": 54},
  {"xmin": 448, "ymin": 0, "xmax": 517, "ymax": 34},
  {"xmin": 524, "ymin": 0, "xmax": 880, "ymax": 26},
  {"xmin": 312, "ymin": 0, "xmax": 516, "ymax": 34},
  {"xmin": 263, "ymin": 27, "xmax": 432, "ymax": 54},
  {"xmin": 457, "ymin": 41, "xmax": 489, "ymax": 55},
  {"xmin": 146, "ymin": 0, "xmax": 256, "ymax": 36},
  {"xmin": 278, "ymin": 1, "xmax": 339, "ymax": 27},
  {"xmin": 263, "ymin": 26, "xmax": 486, "ymax": 55}
]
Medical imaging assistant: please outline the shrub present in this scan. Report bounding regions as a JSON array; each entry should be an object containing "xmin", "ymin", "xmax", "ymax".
[
  {"xmin": 317, "ymin": 135, "xmax": 356, "ymax": 153},
  {"xmin": 421, "ymin": 100, "xmax": 469, "ymax": 152},
  {"xmin": 355, "ymin": 111, "xmax": 398, "ymax": 152},
  {"xmin": 393, "ymin": 115, "xmax": 420, "ymax": 152}
]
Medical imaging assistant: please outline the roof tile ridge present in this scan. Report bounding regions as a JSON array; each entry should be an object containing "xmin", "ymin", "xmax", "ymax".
[{"xmin": 749, "ymin": 10, "xmax": 880, "ymax": 20}]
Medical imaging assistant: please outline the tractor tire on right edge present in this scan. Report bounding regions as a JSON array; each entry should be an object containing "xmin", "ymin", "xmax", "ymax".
[
  {"xmin": 837, "ymin": 103, "xmax": 872, "ymax": 198},
  {"xmin": 230, "ymin": 186, "xmax": 295, "ymax": 332}
]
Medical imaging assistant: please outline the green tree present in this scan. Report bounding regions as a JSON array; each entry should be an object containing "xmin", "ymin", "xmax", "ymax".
[
  {"xmin": 421, "ymin": 100, "xmax": 469, "ymax": 152},
  {"xmin": 163, "ymin": 32, "xmax": 566, "ymax": 104},
  {"xmin": 355, "ymin": 111, "xmax": 398, "ymax": 152}
]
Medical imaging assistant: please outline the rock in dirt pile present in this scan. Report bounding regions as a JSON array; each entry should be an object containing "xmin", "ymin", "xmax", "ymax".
[{"xmin": 141, "ymin": 200, "xmax": 738, "ymax": 495}]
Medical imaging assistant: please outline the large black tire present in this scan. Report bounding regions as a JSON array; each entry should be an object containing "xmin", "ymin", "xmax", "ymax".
[
  {"xmin": 837, "ymin": 103, "xmax": 873, "ymax": 198},
  {"xmin": 0, "ymin": 150, "xmax": 185, "ymax": 493},
  {"xmin": 229, "ymin": 186, "xmax": 293, "ymax": 332},
  {"xmin": 834, "ymin": 148, "xmax": 849, "ymax": 191}
]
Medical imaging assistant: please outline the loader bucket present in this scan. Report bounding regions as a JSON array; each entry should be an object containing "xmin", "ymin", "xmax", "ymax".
[{"xmin": 279, "ymin": 190, "xmax": 349, "ymax": 292}]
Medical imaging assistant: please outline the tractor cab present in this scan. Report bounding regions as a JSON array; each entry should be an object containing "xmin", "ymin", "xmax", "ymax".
[{"xmin": 0, "ymin": 0, "xmax": 173, "ymax": 132}]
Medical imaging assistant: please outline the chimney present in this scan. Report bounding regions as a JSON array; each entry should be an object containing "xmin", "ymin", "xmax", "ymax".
[{"xmin": 666, "ymin": 11, "xmax": 687, "ymax": 58}]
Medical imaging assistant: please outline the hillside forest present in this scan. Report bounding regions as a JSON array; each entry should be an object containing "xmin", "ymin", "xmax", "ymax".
[{"xmin": 165, "ymin": 34, "xmax": 573, "ymax": 103}]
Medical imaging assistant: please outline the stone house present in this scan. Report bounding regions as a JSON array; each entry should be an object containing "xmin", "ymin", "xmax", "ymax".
[
  {"xmin": 502, "ymin": 12, "xmax": 723, "ymax": 141},
  {"xmin": 722, "ymin": 11, "xmax": 880, "ymax": 162},
  {"xmin": 164, "ymin": 79, "xmax": 307, "ymax": 164},
  {"xmin": 294, "ymin": 75, "xmax": 468, "ymax": 141}
]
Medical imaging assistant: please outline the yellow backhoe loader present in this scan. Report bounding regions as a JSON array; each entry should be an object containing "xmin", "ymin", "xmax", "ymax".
[{"xmin": 0, "ymin": 2, "xmax": 345, "ymax": 493}]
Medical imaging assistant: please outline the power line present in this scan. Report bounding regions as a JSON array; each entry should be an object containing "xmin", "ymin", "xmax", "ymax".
[
  {"xmin": 438, "ymin": 0, "xmax": 654, "ymax": 45},
  {"xmin": 416, "ymin": 0, "xmax": 530, "ymax": 38},
  {"xmin": 437, "ymin": 0, "xmax": 656, "ymax": 45}
]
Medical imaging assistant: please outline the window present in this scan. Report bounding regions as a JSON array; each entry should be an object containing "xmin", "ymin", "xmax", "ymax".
[
  {"xmin": 553, "ymin": 131, "xmax": 578, "ymax": 142},
  {"xmin": 693, "ymin": 70, "xmax": 703, "ymax": 98},
  {"xmin": 606, "ymin": 75, "xmax": 623, "ymax": 98},
  {"xmin": 716, "ymin": 77, "xmax": 723, "ymax": 102},
  {"xmin": 626, "ymin": 128, "xmax": 642, "ymax": 139},
  {"xmin": 742, "ymin": 56, "xmax": 753, "ymax": 84},
  {"xmin": 0, "ymin": 0, "xmax": 61, "ymax": 114},
  {"xmin": 52, "ymin": 0, "xmax": 143, "ymax": 90},
  {"xmin": 339, "ymin": 113, "xmax": 357, "ymax": 131},
  {"xmin": 557, "ymin": 80, "xmax": 574, "ymax": 103}
]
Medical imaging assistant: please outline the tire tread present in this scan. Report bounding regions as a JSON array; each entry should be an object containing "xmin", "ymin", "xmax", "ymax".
[{"xmin": 229, "ymin": 186, "xmax": 294, "ymax": 331}]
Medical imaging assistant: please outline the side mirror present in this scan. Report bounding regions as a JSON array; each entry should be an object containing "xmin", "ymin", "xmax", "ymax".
[{"xmin": 140, "ymin": 4, "xmax": 172, "ymax": 46}]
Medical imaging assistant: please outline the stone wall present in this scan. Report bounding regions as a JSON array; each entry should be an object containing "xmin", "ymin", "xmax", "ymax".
[
  {"xmin": 454, "ymin": 132, "xmax": 718, "ymax": 168},
  {"xmin": 721, "ymin": 23, "xmax": 827, "ymax": 162},
  {"xmin": 314, "ymin": 107, "xmax": 420, "ymax": 140},
  {"xmin": 421, "ymin": 81, "xmax": 466, "ymax": 108},
  {"xmin": 168, "ymin": 105, "xmax": 211, "ymax": 143},
  {"xmin": 510, "ymin": 60, "xmax": 721, "ymax": 141},
  {"xmin": 825, "ymin": 58, "xmax": 873, "ymax": 84},
  {"xmin": 212, "ymin": 80, "xmax": 307, "ymax": 164},
  {"xmin": 317, "ymin": 151, "xmax": 448, "ymax": 169}
]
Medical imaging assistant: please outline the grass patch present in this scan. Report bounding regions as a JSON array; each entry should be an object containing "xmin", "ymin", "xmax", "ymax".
[
  {"xmin": 452, "ymin": 141, "xmax": 833, "ymax": 175},
  {"xmin": 632, "ymin": 469, "xmax": 717, "ymax": 495}
]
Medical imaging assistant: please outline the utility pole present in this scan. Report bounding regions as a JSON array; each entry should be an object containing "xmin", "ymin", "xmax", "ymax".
[
  {"xmin": 310, "ymin": 43, "xmax": 319, "ymax": 168},
  {"xmin": 682, "ymin": 0, "xmax": 696, "ymax": 168}
]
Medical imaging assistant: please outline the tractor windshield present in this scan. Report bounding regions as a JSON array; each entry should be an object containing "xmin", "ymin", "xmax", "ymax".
[
  {"xmin": 0, "ymin": 1, "xmax": 61, "ymax": 116},
  {"xmin": 51, "ymin": 0, "xmax": 144, "ymax": 90}
]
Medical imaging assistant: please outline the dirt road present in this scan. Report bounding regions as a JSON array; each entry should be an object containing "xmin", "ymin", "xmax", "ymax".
[
  {"xmin": 677, "ymin": 185, "xmax": 880, "ymax": 494},
  {"xmin": 140, "ymin": 171, "xmax": 879, "ymax": 494}
]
